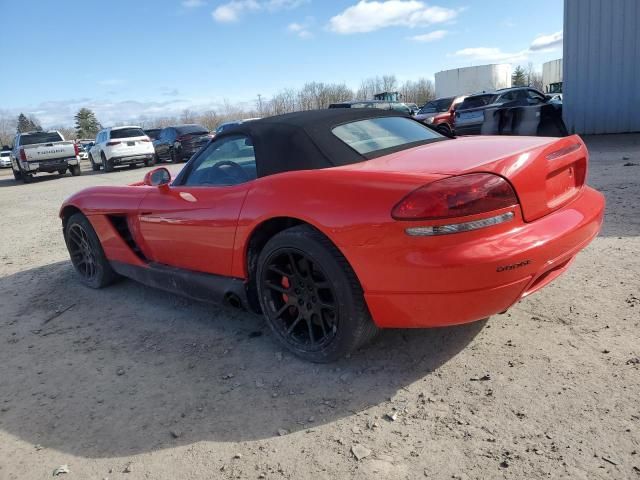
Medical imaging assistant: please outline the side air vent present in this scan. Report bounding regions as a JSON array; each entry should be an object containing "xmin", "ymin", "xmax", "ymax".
[{"xmin": 108, "ymin": 215, "xmax": 147, "ymax": 261}]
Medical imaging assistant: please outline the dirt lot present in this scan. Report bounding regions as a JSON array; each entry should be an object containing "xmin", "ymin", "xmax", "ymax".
[{"xmin": 0, "ymin": 135, "xmax": 639, "ymax": 480}]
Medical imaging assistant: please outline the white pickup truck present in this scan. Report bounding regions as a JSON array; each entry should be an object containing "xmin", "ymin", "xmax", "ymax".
[{"xmin": 11, "ymin": 130, "xmax": 81, "ymax": 183}]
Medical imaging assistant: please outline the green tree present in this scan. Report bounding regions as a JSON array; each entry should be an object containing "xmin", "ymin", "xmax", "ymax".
[
  {"xmin": 74, "ymin": 108, "xmax": 101, "ymax": 139},
  {"xmin": 17, "ymin": 113, "xmax": 42, "ymax": 133},
  {"xmin": 512, "ymin": 66, "xmax": 527, "ymax": 87}
]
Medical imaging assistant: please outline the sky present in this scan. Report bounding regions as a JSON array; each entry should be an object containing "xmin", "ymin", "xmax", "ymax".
[{"xmin": 0, "ymin": 0, "xmax": 564, "ymax": 127}]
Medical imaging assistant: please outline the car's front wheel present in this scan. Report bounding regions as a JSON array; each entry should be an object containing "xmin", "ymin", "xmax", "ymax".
[
  {"xmin": 64, "ymin": 213, "xmax": 119, "ymax": 288},
  {"xmin": 256, "ymin": 225, "xmax": 378, "ymax": 362},
  {"xmin": 102, "ymin": 153, "xmax": 114, "ymax": 172}
]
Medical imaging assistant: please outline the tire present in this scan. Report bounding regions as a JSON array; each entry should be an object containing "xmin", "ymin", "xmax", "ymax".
[
  {"xmin": 145, "ymin": 156, "xmax": 156, "ymax": 167},
  {"xmin": 70, "ymin": 164, "xmax": 81, "ymax": 176},
  {"xmin": 102, "ymin": 153, "xmax": 113, "ymax": 172},
  {"xmin": 436, "ymin": 123, "xmax": 452, "ymax": 136},
  {"xmin": 170, "ymin": 148, "xmax": 178, "ymax": 164},
  {"xmin": 64, "ymin": 212, "xmax": 119, "ymax": 289},
  {"xmin": 21, "ymin": 170, "xmax": 33, "ymax": 183},
  {"xmin": 58, "ymin": 168, "xmax": 67, "ymax": 175},
  {"xmin": 89, "ymin": 155, "xmax": 100, "ymax": 171},
  {"xmin": 12, "ymin": 168, "xmax": 22, "ymax": 181},
  {"xmin": 256, "ymin": 225, "xmax": 378, "ymax": 362}
]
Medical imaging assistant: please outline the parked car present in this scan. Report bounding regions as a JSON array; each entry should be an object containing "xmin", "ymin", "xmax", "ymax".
[
  {"xmin": 60, "ymin": 108, "xmax": 604, "ymax": 362},
  {"xmin": 10, "ymin": 130, "xmax": 81, "ymax": 182},
  {"xmin": 454, "ymin": 87, "xmax": 566, "ymax": 136},
  {"xmin": 89, "ymin": 126, "xmax": 154, "ymax": 172},
  {"xmin": 405, "ymin": 102, "xmax": 419, "ymax": 114},
  {"xmin": 414, "ymin": 95, "xmax": 466, "ymax": 135},
  {"xmin": 329, "ymin": 100, "xmax": 413, "ymax": 115},
  {"xmin": 144, "ymin": 128, "xmax": 161, "ymax": 141},
  {"xmin": 76, "ymin": 142, "xmax": 89, "ymax": 160},
  {"xmin": 215, "ymin": 118, "xmax": 261, "ymax": 135},
  {"xmin": 153, "ymin": 124, "xmax": 211, "ymax": 163},
  {"xmin": 0, "ymin": 150, "xmax": 12, "ymax": 168}
]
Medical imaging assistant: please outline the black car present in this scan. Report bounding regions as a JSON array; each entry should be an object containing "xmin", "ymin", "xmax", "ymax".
[
  {"xmin": 329, "ymin": 100, "xmax": 413, "ymax": 115},
  {"xmin": 144, "ymin": 128, "xmax": 161, "ymax": 141},
  {"xmin": 453, "ymin": 87, "xmax": 566, "ymax": 137},
  {"xmin": 153, "ymin": 124, "xmax": 211, "ymax": 163}
]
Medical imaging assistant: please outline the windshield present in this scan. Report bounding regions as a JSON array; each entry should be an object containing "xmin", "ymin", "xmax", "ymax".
[
  {"xmin": 176, "ymin": 125, "xmax": 208, "ymax": 135},
  {"xmin": 332, "ymin": 116, "xmax": 442, "ymax": 155},
  {"xmin": 418, "ymin": 97, "xmax": 454, "ymax": 114},
  {"xmin": 110, "ymin": 128, "xmax": 146, "ymax": 139},
  {"xmin": 458, "ymin": 94, "xmax": 496, "ymax": 110},
  {"xmin": 19, "ymin": 132, "xmax": 63, "ymax": 145}
]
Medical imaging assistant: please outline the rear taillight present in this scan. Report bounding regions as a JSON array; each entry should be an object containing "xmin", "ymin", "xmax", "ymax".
[
  {"xmin": 19, "ymin": 148, "xmax": 26, "ymax": 161},
  {"xmin": 177, "ymin": 134, "xmax": 191, "ymax": 142},
  {"xmin": 106, "ymin": 141, "xmax": 121, "ymax": 146},
  {"xmin": 73, "ymin": 143, "xmax": 80, "ymax": 155},
  {"xmin": 392, "ymin": 173, "xmax": 518, "ymax": 221}
]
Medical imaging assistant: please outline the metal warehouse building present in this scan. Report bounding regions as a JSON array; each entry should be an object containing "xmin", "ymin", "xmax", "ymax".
[{"xmin": 563, "ymin": 0, "xmax": 640, "ymax": 134}]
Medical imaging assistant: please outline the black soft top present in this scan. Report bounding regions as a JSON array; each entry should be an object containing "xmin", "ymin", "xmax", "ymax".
[{"xmin": 216, "ymin": 108, "xmax": 419, "ymax": 178}]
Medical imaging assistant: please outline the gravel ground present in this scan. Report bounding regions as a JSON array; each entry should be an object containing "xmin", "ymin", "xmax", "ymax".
[{"xmin": 0, "ymin": 135, "xmax": 638, "ymax": 480}]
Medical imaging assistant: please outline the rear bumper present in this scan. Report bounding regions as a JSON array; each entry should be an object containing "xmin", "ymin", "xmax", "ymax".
[
  {"xmin": 356, "ymin": 187, "xmax": 605, "ymax": 328},
  {"xmin": 23, "ymin": 157, "xmax": 79, "ymax": 173},
  {"xmin": 109, "ymin": 154, "xmax": 153, "ymax": 165}
]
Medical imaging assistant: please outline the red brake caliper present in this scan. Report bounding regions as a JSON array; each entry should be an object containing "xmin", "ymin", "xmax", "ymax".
[{"xmin": 281, "ymin": 276, "xmax": 290, "ymax": 303}]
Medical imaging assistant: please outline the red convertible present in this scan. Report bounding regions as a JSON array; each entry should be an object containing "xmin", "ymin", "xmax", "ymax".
[{"xmin": 60, "ymin": 109, "xmax": 604, "ymax": 362}]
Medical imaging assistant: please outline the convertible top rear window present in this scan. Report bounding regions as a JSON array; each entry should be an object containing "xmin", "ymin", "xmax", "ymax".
[{"xmin": 332, "ymin": 116, "xmax": 442, "ymax": 155}]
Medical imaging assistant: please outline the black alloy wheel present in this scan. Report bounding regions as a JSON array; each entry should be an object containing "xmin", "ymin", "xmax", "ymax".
[
  {"xmin": 256, "ymin": 225, "xmax": 378, "ymax": 362},
  {"xmin": 67, "ymin": 223, "xmax": 99, "ymax": 282},
  {"xmin": 64, "ymin": 213, "xmax": 118, "ymax": 288},
  {"xmin": 261, "ymin": 248, "xmax": 338, "ymax": 350}
]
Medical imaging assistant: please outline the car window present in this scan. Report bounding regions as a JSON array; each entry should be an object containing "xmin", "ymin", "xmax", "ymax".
[
  {"xmin": 0, "ymin": 152, "xmax": 10, "ymax": 157},
  {"xmin": 527, "ymin": 89, "xmax": 546, "ymax": 104},
  {"xmin": 183, "ymin": 135, "xmax": 257, "ymax": 187},
  {"xmin": 332, "ymin": 116, "xmax": 442, "ymax": 155},
  {"xmin": 19, "ymin": 132, "xmax": 63, "ymax": 146},
  {"xmin": 458, "ymin": 94, "xmax": 495, "ymax": 110},
  {"xmin": 110, "ymin": 128, "xmax": 146, "ymax": 139}
]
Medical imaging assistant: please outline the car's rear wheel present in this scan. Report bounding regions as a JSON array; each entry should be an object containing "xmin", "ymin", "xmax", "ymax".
[
  {"xmin": 64, "ymin": 213, "xmax": 118, "ymax": 289},
  {"xmin": 102, "ymin": 153, "xmax": 113, "ymax": 172},
  {"xmin": 256, "ymin": 225, "xmax": 378, "ymax": 362},
  {"xmin": 12, "ymin": 167, "xmax": 22, "ymax": 181},
  {"xmin": 89, "ymin": 154, "xmax": 100, "ymax": 171},
  {"xmin": 145, "ymin": 156, "xmax": 156, "ymax": 167},
  {"xmin": 70, "ymin": 165, "xmax": 81, "ymax": 176}
]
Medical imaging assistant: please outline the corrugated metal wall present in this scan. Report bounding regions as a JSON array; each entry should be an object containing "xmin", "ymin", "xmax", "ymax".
[{"xmin": 563, "ymin": 0, "xmax": 640, "ymax": 134}]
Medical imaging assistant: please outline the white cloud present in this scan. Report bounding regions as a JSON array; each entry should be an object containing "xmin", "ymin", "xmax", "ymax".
[
  {"xmin": 182, "ymin": 0, "xmax": 206, "ymax": 7},
  {"xmin": 409, "ymin": 29, "xmax": 447, "ymax": 42},
  {"xmin": 454, "ymin": 47, "xmax": 529, "ymax": 63},
  {"xmin": 287, "ymin": 18, "xmax": 314, "ymax": 38},
  {"xmin": 328, "ymin": 0, "xmax": 458, "ymax": 34},
  {"xmin": 530, "ymin": 31, "xmax": 563, "ymax": 51},
  {"xmin": 212, "ymin": 0, "xmax": 307, "ymax": 23}
]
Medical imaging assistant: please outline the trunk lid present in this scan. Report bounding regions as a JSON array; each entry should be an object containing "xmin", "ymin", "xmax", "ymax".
[{"xmin": 350, "ymin": 135, "xmax": 588, "ymax": 222}]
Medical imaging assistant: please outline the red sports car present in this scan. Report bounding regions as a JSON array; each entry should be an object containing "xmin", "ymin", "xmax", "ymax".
[{"xmin": 60, "ymin": 109, "xmax": 605, "ymax": 362}]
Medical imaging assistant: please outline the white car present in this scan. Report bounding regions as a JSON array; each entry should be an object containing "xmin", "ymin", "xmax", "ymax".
[
  {"xmin": 0, "ymin": 150, "xmax": 11, "ymax": 168},
  {"xmin": 89, "ymin": 126, "xmax": 155, "ymax": 172}
]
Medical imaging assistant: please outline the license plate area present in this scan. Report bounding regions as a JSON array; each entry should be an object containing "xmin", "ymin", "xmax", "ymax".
[
  {"xmin": 546, "ymin": 158, "xmax": 586, "ymax": 209},
  {"xmin": 127, "ymin": 141, "xmax": 135, "ymax": 146}
]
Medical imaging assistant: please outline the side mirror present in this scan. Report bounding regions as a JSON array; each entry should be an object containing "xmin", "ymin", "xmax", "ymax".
[{"xmin": 143, "ymin": 167, "xmax": 171, "ymax": 187}]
